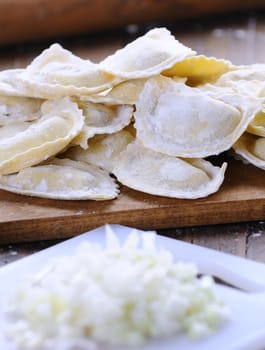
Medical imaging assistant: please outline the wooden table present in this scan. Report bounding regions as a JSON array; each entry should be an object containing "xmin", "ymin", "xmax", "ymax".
[{"xmin": 1, "ymin": 10, "xmax": 265, "ymax": 266}]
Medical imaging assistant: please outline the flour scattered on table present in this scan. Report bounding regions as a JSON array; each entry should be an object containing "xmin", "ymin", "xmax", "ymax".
[{"xmin": 3, "ymin": 226, "xmax": 229, "ymax": 350}]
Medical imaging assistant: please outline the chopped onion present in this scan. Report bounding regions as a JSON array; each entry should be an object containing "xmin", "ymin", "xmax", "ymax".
[{"xmin": 4, "ymin": 226, "xmax": 229, "ymax": 349}]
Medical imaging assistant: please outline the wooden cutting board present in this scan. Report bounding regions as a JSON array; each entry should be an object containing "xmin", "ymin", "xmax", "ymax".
[{"xmin": 1, "ymin": 157, "xmax": 265, "ymax": 244}]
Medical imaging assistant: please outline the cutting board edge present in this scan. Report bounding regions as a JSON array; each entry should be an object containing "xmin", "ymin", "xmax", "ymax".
[{"xmin": 1, "ymin": 197, "xmax": 265, "ymax": 244}]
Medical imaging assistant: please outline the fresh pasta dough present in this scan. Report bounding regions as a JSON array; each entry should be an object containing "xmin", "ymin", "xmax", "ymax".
[
  {"xmin": 19, "ymin": 44, "xmax": 120, "ymax": 99},
  {"xmin": 0, "ymin": 158, "xmax": 119, "ymax": 200},
  {"xmin": 247, "ymin": 110, "xmax": 265, "ymax": 137},
  {"xmin": 212, "ymin": 64, "xmax": 265, "ymax": 98},
  {"xmin": 66, "ymin": 128, "xmax": 135, "ymax": 172},
  {"xmin": 100, "ymin": 28, "xmax": 195, "ymax": 79},
  {"xmin": 0, "ymin": 95, "xmax": 43, "ymax": 125},
  {"xmin": 134, "ymin": 76, "xmax": 262, "ymax": 158},
  {"xmin": 72, "ymin": 101, "xmax": 133, "ymax": 149},
  {"xmin": 81, "ymin": 78, "xmax": 149, "ymax": 105},
  {"xmin": 163, "ymin": 55, "xmax": 234, "ymax": 86},
  {"xmin": 113, "ymin": 140, "xmax": 227, "ymax": 199},
  {"xmin": 0, "ymin": 97, "xmax": 84, "ymax": 175},
  {"xmin": 0, "ymin": 121, "xmax": 31, "ymax": 139},
  {"xmin": 233, "ymin": 132, "xmax": 265, "ymax": 170},
  {"xmin": 0, "ymin": 69, "xmax": 26, "ymax": 96}
]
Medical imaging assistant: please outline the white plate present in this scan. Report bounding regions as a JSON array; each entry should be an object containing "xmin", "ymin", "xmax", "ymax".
[{"xmin": 1, "ymin": 224, "xmax": 265, "ymax": 350}]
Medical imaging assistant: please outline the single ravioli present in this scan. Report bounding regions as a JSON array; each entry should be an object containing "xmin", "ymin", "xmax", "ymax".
[
  {"xmin": 233, "ymin": 132, "xmax": 265, "ymax": 170},
  {"xmin": 100, "ymin": 28, "xmax": 195, "ymax": 79},
  {"xmin": 66, "ymin": 128, "xmax": 135, "ymax": 172},
  {"xmin": 134, "ymin": 76, "xmax": 262, "ymax": 158},
  {"xmin": 162, "ymin": 55, "xmax": 234, "ymax": 86},
  {"xmin": 113, "ymin": 140, "xmax": 227, "ymax": 199},
  {"xmin": 72, "ymin": 101, "xmax": 133, "ymax": 149},
  {"xmin": 0, "ymin": 95, "xmax": 43, "ymax": 125},
  {"xmin": 0, "ymin": 97, "xmax": 84, "ymax": 175},
  {"xmin": 0, "ymin": 158, "xmax": 119, "ymax": 200},
  {"xmin": 19, "ymin": 44, "xmax": 119, "ymax": 99}
]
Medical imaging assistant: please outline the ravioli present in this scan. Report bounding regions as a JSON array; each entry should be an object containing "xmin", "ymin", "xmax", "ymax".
[
  {"xmin": 72, "ymin": 101, "xmax": 133, "ymax": 148},
  {"xmin": 199, "ymin": 83, "xmax": 265, "ymax": 138},
  {"xmin": 163, "ymin": 55, "xmax": 234, "ymax": 86},
  {"xmin": 113, "ymin": 140, "xmax": 227, "ymax": 199},
  {"xmin": 0, "ymin": 97, "xmax": 84, "ymax": 175},
  {"xmin": 213, "ymin": 64, "xmax": 265, "ymax": 98},
  {"xmin": 233, "ymin": 132, "xmax": 265, "ymax": 170},
  {"xmin": 0, "ymin": 158, "xmax": 119, "ymax": 200},
  {"xmin": 2, "ymin": 26, "xmax": 264, "ymax": 201},
  {"xmin": 217, "ymin": 64, "xmax": 265, "ymax": 83},
  {"xmin": 66, "ymin": 128, "xmax": 135, "ymax": 172},
  {"xmin": 134, "ymin": 76, "xmax": 261, "ymax": 158},
  {"xmin": 0, "ymin": 95, "xmax": 43, "ymax": 125},
  {"xmin": 100, "ymin": 28, "xmax": 195, "ymax": 79},
  {"xmin": 19, "ymin": 44, "xmax": 119, "ymax": 99}
]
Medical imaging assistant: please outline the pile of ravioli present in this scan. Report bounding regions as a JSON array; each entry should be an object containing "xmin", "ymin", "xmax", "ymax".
[{"xmin": 0, "ymin": 27, "xmax": 265, "ymax": 201}]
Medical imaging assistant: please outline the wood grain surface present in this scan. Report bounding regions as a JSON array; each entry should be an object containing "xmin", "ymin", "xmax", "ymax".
[
  {"xmin": 0, "ymin": 158, "xmax": 265, "ymax": 244},
  {"xmin": 0, "ymin": 0, "xmax": 265, "ymax": 45}
]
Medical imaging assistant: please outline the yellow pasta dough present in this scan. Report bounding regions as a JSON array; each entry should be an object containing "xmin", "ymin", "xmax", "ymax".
[{"xmin": 163, "ymin": 55, "xmax": 234, "ymax": 86}]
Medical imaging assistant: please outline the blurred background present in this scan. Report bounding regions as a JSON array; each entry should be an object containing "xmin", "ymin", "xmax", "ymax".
[{"xmin": 1, "ymin": 0, "xmax": 265, "ymax": 68}]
